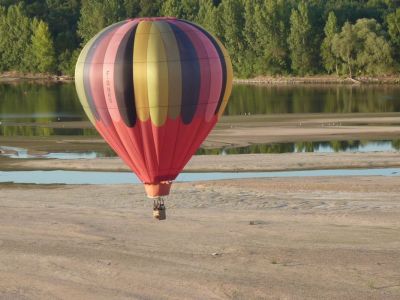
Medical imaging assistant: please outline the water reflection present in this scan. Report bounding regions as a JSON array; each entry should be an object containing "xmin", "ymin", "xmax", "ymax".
[
  {"xmin": 1, "ymin": 140, "xmax": 399, "ymax": 159},
  {"xmin": 0, "ymin": 125, "xmax": 98, "ymax": 137},
  {"xmin": 1, "ymin": 83, "xmax": 400, "ymax": 121},
  {"xmin": 0, "ymin": 125, "xmax": 97, "ymax": 136},
  {"xmin": 226, "ymin": 84, "xmax": 400, "ymax": 115},
  {"xmin": 197, "ymin": 140, "xmax": 400, "ymax": 155},
  {"xmin": 0, "ymin": 82, "xmax": 82, "ymax": 122},
  {"xmin": 2, "ymin": 82, "xmax": 400, "ymax": 137},
  {"xmin": 0, "ymin": 145, "xmax": 116, "ymax": 159}
]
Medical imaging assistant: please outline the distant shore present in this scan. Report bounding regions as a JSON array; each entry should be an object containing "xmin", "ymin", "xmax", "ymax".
[
  {"xmin": 0, "ymin": 72, "xmax": 73, "ymax": 83},
  {"xmin": 1, "ymin": 72, "xmax": 399, "ymax": 84},
  {"xmin": 234, "ymin": 75, "xmax": 400, "ymax": 85}
]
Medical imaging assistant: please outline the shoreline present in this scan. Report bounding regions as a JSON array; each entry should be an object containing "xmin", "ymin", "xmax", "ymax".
[
  {"xmin": 1, "ymin": 73, "xmax": 399, "ymax": 85},
  {"xmin": 2, "ymin": 112, "xmax": 400, "ymax": 151},
  {"xmin": 2, "ymin": 152, "xmax": 400, "ymax": 173},
  {"xmin": 234, "ymin": 75, "xmax": 400, "ymax": 85},
  {"xmin": 0, "ymin": 72, "xmax": 73, "ymax": 83}
]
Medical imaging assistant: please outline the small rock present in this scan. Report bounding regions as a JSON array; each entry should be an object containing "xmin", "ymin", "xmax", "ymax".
[{"xmin": 211, "ymin": 252, "xmax": 221, "ymax": 256}]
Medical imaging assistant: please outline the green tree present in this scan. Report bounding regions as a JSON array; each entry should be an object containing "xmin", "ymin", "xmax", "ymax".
[
  {"xmin": 287, "ymin": 1, "xmax": 314, "ymax": 75},
  {"xmin": 331, "ymin": 22, "xmax": 358, "ymax": 77},
  {"xmin": 0, "ymin": 4, "xmax": 33, "ymax": 71},
  {"xmin": 31, "ymin": 20, "xmax": 56, "ymax": 73},
  {"xmin": 124, "ymin": 0, "xmax": 141, "ymax": 17},
  {"xmin": 77, "ymin": 0, "xmax": 125, "ymax": 44},
  {"xmin": 45, "ymin": 0, "xmax": 81, "ymax": 53},
  {"xmin": 387, "ymin": 8, "xmax": 400, "ymax": 60},
  {"xmin": 58, "ymin": 48, "xmax": 80, "ymax": 75},
  {"xmin": 332, "ymin": 19, "xmax": 393, "ymax": 76},
  {"xmin": 353, "ymin": 18, "xmax": 393, "ymax": 75},
  {"xmin": 138, "ymin": 0, "xmax": 162, "ymax": 17},
  {"xmin": 196, "ymin": 0, "xmax": 219, "ymax": 36},
  {"xmin": 253, "ymin": 0, "xmax": 290, "ymax": 75},
  {"xmin": 241, "ymin": 0, "xmax": 258, "ymax": 76},
  {"xmin": 161, "ymin": 0, "xmax": 199, "ymax": 21},
  {"xmin": 321, "ymin": 11, "xmax": 339, "ymax": 74},
  {"xmin": 0, "ymin": 5, "xmax": 7, "ymax": 71},
  {"xmin": 219, "ymin": 0, "xmax": 246, "ymax": 76}
]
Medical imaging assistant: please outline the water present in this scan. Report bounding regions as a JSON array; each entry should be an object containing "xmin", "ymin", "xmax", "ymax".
[
  {"xmin": 0, "ymin": 146, "xmax": 99, "ymax": 159},
  {"xmin": 0, "ymin": 168, "xmax": 399, "ymax": 185},
  {"xmin": 226, "ymin": 84, "xmax": 400, "ymax": 115},
  {"xmin": 1, "ymin": 82, "xmax": 400, "ymax": 153},
  {"xmin": 1, "ymin": 140, "xmax": 399, "ymax": 159},
  {"xmin": 1, "ymin": 82, "xmax": 400, "ymax": 125},
  {"xmin": 197, "ymin": 140, "xmax": 400, "ymax": 155},
  {"xmin": 0, "ymin": 82, "xmax": 82, "ymax": 123}
]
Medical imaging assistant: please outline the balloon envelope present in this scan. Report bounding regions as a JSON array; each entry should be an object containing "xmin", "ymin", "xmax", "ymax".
[{"xmin": 75, "ymin": 17, "xmax": 233, "ymax": 197}]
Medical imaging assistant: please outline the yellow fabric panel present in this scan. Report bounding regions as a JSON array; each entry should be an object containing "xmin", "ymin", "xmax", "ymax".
[
  {"xmin": 154, "ymin": 21, "xmax": 182, "ymax": 120},
  {"xmin": 146, "ymin": 22, "xmax": 169, "ymax": 126},
  {"xmin": 75, "ymin": 35, "xmax": 98, "ymax": 125},
  {"xmin": 133, "ymin": 21, "xmax": 152, "ymax": 122},
  {"xmin": 215, "ymin": 38, "xmax": 233, "ymax": 118}
]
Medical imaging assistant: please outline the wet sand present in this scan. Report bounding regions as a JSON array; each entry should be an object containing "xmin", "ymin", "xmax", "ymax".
[
  {"xmin": 2, "ymin": 112, "xmax": 400, "ymax": 151},
  {"xmin": 0, "ymin": 177, "xmax": 399, "ymax": 299},
  {"xmin": 2, "ymin": 112, "xmax": 400, "ymax": 173},
  {"xmin": 2, "ymin": 151, "xmax": 400, "ymax": 172},
  {"xmin": 1, "ymin": 112, "xmax": 400, "ymax": 299}
]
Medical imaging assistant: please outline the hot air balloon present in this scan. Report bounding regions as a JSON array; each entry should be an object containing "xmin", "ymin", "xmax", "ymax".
[{"xmin": 75, "ymin": 17, "xmax": 232, "ymax": 219}]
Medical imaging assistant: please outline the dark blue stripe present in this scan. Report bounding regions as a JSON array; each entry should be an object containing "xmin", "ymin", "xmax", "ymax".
[
  {"xmin": 180, "ymin": 20, "xmax": 227, "ymax": 115},
  {"xmin": 168, "ymin": 22, "xmax": 201, "ymax": 124},
  {"xmin": 114, "ymin": 24, "xmax": 137, "ymax": 127}
]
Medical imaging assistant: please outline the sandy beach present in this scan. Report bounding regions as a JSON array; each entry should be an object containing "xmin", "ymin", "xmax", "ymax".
[
  {"xmin": 1, "ymin": 111, "xmax": 400, "ymax": 299},
  {"xmin": 1, "ymin": 152, "xmax": 400, "ymax": 173},
  {"xmin": 0, "ymin": 177, "xmax": 399, "ymax": 299}
]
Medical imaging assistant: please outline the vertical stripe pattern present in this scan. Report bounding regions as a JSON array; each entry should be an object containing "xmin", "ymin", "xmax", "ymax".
[{"xmin": 75, "ymin": 17, "xmax": 232, "ymax": 184}]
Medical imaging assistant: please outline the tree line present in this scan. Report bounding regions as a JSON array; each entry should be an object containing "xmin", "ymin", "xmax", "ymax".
[{"xmin": 0, "ymin": 0, "xmax": 399, "ymax": 78}]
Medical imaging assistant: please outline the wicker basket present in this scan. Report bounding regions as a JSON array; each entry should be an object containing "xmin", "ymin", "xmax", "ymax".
[{"xmin": 153, "ymin": 207, "xmax": 166, "ymax": 220}]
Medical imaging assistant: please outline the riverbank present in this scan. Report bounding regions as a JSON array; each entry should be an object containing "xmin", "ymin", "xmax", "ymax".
[
  {"xmin": 1, "ymin": 72, "xmax": 399, "ymax": 84},
  {"xmin": 234, "ymin": 75, "xmax": 400, "ymax": 85},
  {"xmin": 1, "ymin": 177, "xmax": 399, "ymax": 299},
  {"xmin": 0, "ymin": 72, "xmax": 73, "ymax": 83},
  {"xmin": 2, "ymin": 112, "xmax": 400, "ymax": 171},
  {"xmin": 2, "ymin": 112, "xmax": 400, "ymax": 152},
  {"xmin": 2, "ymin": 152, "xmax": 400, "ymax": 172}
]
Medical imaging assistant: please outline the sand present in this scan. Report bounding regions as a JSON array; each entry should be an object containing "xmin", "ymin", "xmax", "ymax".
[
  {"xmin": 3, "ymin": 112, "xmax": 400, "ymax": 173},
  {"xmin": 1, "ymin": 112, "xmax": 400, "ymax": 299},
  {"xmin": 2, "ymin": 112, "xmax": 400, "ymax": 152},
  {"xmin": 2, "ymin": 152, "xmax": 400, "ymax": 172},
  {"xmin": 0, "ymin": 177, "xmax": 399, "ymax": 299}
]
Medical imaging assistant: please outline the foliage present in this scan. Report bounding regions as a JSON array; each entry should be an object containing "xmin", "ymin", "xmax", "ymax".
[
  {"xmin": 31, "ymin": 20, "xmax": 56, "ymax": 73},
  {"xmin": 195, "ymin": 0, "xmax": 219, "ymax": 36},
  {"xmin": 252, "ymin": 0, "xmax": 290, "ymax": 75},
  {"xmin": 161, "ymin": 0, "xmax": 199, "ymax": 20},
  {"xmin": 332, "ymin": 18, "xmax": 393, "ymax": 76},
  {"xmin": 0, "ymin": 0, "xmax": 399, "ymax": 77},
  {"xmin": 321, "ymin": 12, "xmax": 339, "ymax": 74},
  {"xmin": 287, "ymin": 1, "xmax": 315, "ymax": 75},
  {"xmin": 387, "ymin": 8, "xmax": 400, "ymax": 60},
  {"xmin": 0, "ymin": 4, "xmax": 33, "ymax": 71},
  {"xmin": 219, "ymin": 0, "xmax": 246, "ymax": 76},
  {"xmin": 77, "ymin": 0, "xmax": 125, "ymax": 45}
]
